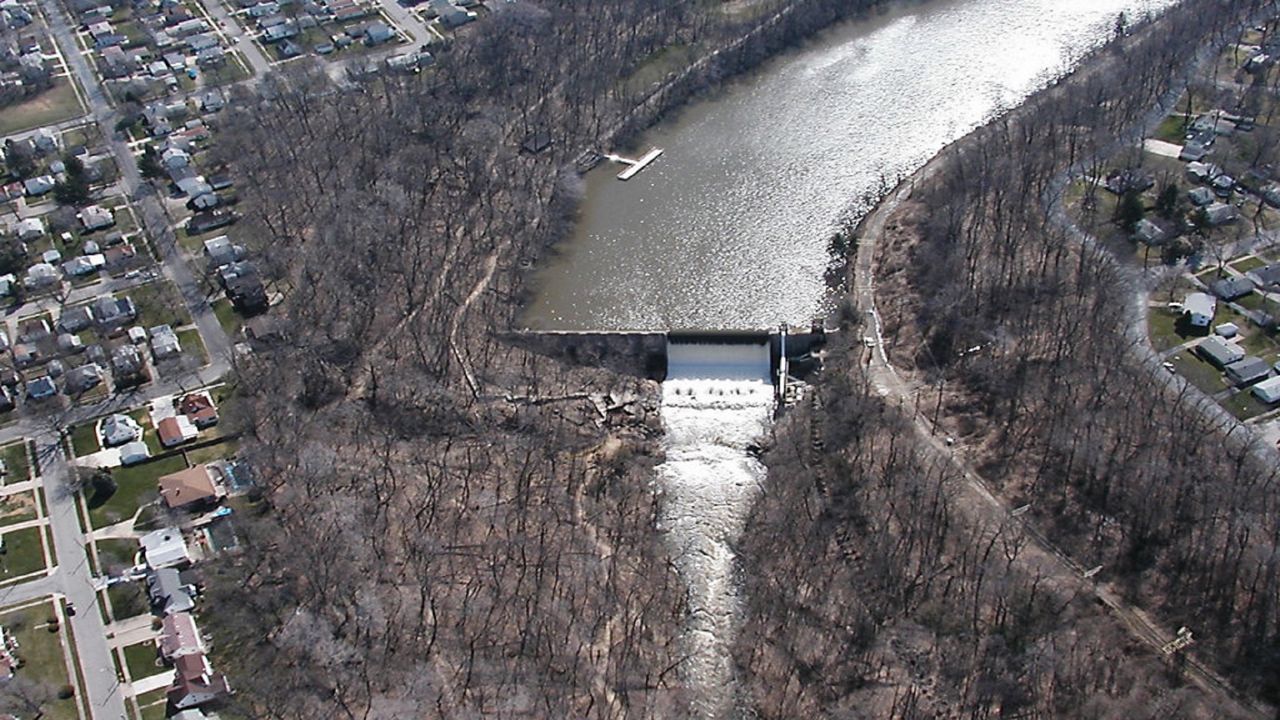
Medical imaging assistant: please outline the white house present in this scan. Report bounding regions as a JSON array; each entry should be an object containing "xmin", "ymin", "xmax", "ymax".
[
  {"xmin": 140, "ymin": 527, "xmax": 191, "ymax": 570},
  {"xmin": 1253, "ymin": 375, "xmax": 1280, "ymax": 404},
  {"xmin": 1182, "ymin": 292, "xmax": 1217, "ymax": 328}
]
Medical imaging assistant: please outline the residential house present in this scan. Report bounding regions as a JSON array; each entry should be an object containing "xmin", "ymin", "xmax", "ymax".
[
  {"xmin": 23, "ymin": 262, "xmax": 58, "ymax": 289},
  {"xmin": 158, "ymin": 464, "xmax": 224, "ymax": 510},
  {"xmin": 101, "ymin": 413, "xmax": 142, "ymax": 447},
  {"xmin": 149, "ymin": 324, "xmax": 181, "ymax": 360},
  {"xmin": 1103, "ymin": 168, "xmax": 1154, "ymax": 196},
  {"xmin": 140, "ymin": 528, "xmax": 190, "ymax": 570},
  {"xmin": 25, "ymin": 376, "xmax": 56, "ymax": 400},
  {"xmin": 1203, "ymin": 202, "xmax": 1238, "ymax": 226},
  {"xmin": 76, "ymin": 204, "xmax": 114, "ymax": 232},
  {"xmin": 179, "ymin": 393, "xmax": 218, "ymax": 428},
  {"xmin": 1198, "ymin": 336, "xmax": 1245, "ymax": 368},
  {"xmin": 1249, "ymin": 263, "xmax": 1280, "ymax": 291},
  {"xmin": 56, "ymin": 333, "xmax": 84, "ymax": 354},
  {"xmin": 93, "ymin": 294, "xmax": 138, "ymax": 327},
  {"xmin": 364, "ymin": 20, "xmax": 394, "ymax": 45},
  {"xmin": 1180, "ymin": 140, "xmax": 1208, "ymax": 162},
  {"xmin": 1133, "ymin": 218, "xmax": 1166, "ymax": 245},
  {"xmin": 219, "ymin": 261, "xmax": 267, "ymax": 313},
  {"xmin": 112, "ymin": 344, "xmax": 147, "ymax": 385},
  {"xmin": 15, "ymin": 216, "xmax": 43, "ymax": 241},
  {"xmin": 1188, "ymin": 186, "xmax": 1215, "ymax": 206},
  {"xmin": 57, "ymin": 305, "xmax": 95, "ymax": 334},
  {"xmin": 187, "ymin": 211, "xmax": 234, "ymax": 235},
  {"xmin": 1226, "ymin": 356, "xmax": 1271, "ymax": 387},
  {"xmin": 62, "ymin": 255, "xmax": 104, "ymax": 277},
  {"xmin": 159, "ymin": 612, "xmax": 205, "ymax": 661},
  {"xmin": 1211, "ymin": 276, "xmax": 1254, "ymax": 301},
  {"xmin": 65, "ymin": 363, "xmax": 102, "ymax": 393},
  {"xmin": 11, "ymin": 343, "xmax": 37, "ymax": 368},
  {"xmin": 147, "ymin": 568, "xmax": 196, "ymax": 615},
  {"xmin": 202, "ymin": 235, "xmax": 244, "ymax": 268},
  {"xmin": 430, "ymin": 0, "xmax": 474, "ymax": 28},
  {"xmin": 17, "ymin": 317, "xmax": 50, "ymax": 343},
  {"xmin": 168, "ymin": 653, "xmax": 231, "ymax": 709},
  {"xmin": 1253, "ymin": 375, "xmax": 1280, "ymax": 403},
  {"xmin": 156, "ymin": 415, "xmax": 197, "ymax": 448}
]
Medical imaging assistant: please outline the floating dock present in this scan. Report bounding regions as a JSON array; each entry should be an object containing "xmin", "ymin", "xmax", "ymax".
[{"xmin": 607, "ymin": 147, "xmax": 664, "ymax": 180}]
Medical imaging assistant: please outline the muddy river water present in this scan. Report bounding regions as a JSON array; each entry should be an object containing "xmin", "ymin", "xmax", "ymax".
[{"xmin": 523, "ymin": 0, "xmax": 1178, "ymax": 331}]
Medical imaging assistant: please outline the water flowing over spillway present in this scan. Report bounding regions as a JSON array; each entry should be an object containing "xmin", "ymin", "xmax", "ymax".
[{"xmin": 657, "ymin": 343, "xmax": 773, "ymax": 718}]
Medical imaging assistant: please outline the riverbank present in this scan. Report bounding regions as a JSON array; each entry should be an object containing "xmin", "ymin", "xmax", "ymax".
[{"xmin": 769, "ymin": 0, "xmax": 1278, "ymax": 714}]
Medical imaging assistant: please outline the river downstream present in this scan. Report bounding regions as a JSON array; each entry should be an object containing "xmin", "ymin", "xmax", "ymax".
[{"xmin": 523, "ymin": 0, "xmax": 1178, "ymax": 332}]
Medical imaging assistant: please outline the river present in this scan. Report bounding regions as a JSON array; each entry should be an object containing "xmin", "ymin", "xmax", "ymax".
[{"xmin": 522, "ymin": 0, "xmax": 1178, "ymax": 332}]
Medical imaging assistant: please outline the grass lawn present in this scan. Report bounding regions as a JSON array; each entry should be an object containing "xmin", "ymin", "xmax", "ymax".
[
  {"xmin": 89, "ymin": 455, "xmax": 186, "ymax": 529},
  {"xmin": 0, "ymin": 526, "xmax": 46, "ymax": 580},
  {"xmin": 0, "ymin": 79, "xmax": 85, "ymax": 136},
  {"xmin": 106, "ymin": 581, "xmax": 148, "ymax": 622},
  {"xmin": 1148, "ymin": 307, "xmax": 1203, "ymax": 351},
  {"xmin": 122, "ymin": 640, "xmax": 159, "ymax": 680},
  {"xmin": 211, "ymin": 298, "xmax": 242, "ymax": 339},
  {"xmin": 69, "ymin": 421, "xmax": 100, "ymax": 458},
  {"xmin": 1236, "ymin": 292, "xmax": 1266, "ymax": 312},
  {"xmin": 0, "ymin": 491, "xmax": 38, "ymax": 528},
  {"xmin": 0, "ymin": 601, "xmax": 78, "ymax": 720},
  {"xmin": 1169, "ymin": 351, "xmax": 1228, "ymax": 396},
  {"xmin": 130, "ymin": 280, "xmax": 193, "ymax": 330},
  {"xmin": 1240, "ymin": 327, "xmax": 1280, "ymax": 357},
  {"xmin": 1225, "ymin": 389, "xmax": 1271, "ymax": 420},
  {"xmin": 1230, "ymin": 256, "xmax": 1267, "ymax": 274},
  {"xmin": 177, "ymin": 328, "xmax": 208, "ymax": 365},
  {"xmin": 138, "ymin": 689, "xmax": 168, "ymax": 720},
  {"xmin": 184, "ymin": 440, "xmax": 236, "ymax": 467},
  {"xmin": 94, "ymin": 538, "xmax": 138, "ymax": 573},
  {"xmin": 0, "ymin": 441, "xmax": 30, "ymax": 484},
  {"xmin": 1152, "ymin": 114, "xmax": 1189, "ymax": 144}
]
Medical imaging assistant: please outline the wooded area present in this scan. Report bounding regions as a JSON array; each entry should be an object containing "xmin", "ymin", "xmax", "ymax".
[
  {"xmin": 743, "ymin": 0, "xmax": 1280, "ymax": 716},
  {"xmin": 197, "ymin": 0, "xmax": 898, "ymax": 717}
]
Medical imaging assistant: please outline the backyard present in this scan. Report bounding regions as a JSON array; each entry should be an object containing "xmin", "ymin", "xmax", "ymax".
[{"xmin": 88, "ymin": 455, "xmax": 186, "ymax": 529}]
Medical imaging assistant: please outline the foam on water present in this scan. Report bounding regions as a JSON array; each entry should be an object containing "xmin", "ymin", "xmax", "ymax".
[{"xmin": 657, "ymin": 343, "xmax": 773, "ymax": 718}]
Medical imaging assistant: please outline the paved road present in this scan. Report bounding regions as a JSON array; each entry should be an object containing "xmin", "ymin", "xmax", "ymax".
[
  {"xmin": 20, "ymin": 1, "xmax": 237, "ymax": 717},
  {"xmin": 190, "ymin": 0, "xmax": 272, "ymax": 77}
]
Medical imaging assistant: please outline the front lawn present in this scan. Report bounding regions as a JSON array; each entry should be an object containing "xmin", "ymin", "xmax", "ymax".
[
  {"xmin": 1225, "ymin": 389, "xmax": 1271, "ymax": 420},
  {"xmin": 0, "ymin": 526, "xmax": 46, "ymax": 580},
  {"xmin": 1152, "ymin": 114, "xmax": 1189, "ymax": 144},
  {"xmin": 0, "ymin": 441, "xmax": 31, "ymax": 484},
  {"xmin": 69, "ymin": 422, "xmax": 100, "ymax": 458},
  {"xmin": 88, "ymin": 455, "xmax": 186, "ymax": 529},
  {"xmin": 0, "ymin": 491, "xmax": 38, "ymax": 528},
  {"xmin": 1148, "ymin": 307, "xmax": 1203, "ymax": 351},
  {"xmin": 106, "ymin": 582, "xmax": 148, "ymax": 622},
  {"xmin": 1169, "ymin": 351, "xmax": 1228, "ymax": 396},
  {"xmin": 122, "ymin": 640, "xmax": 160, "ymax": 681},
  {"xmin": 1230, "ymin": 256, "xmax": 1267, "ymax": 274},
  {"xmin": 212, "ymin": 298, "xmax": 243, "ymax": 339},
  {"xmin": 0, "ymin": 601, "xmax": 79, "ymax": 720},
  {"xmin": 93, "ymin": 538, "xmax": 138, "ymax": 573}
]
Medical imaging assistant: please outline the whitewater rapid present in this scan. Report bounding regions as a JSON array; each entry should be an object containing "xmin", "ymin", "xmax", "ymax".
[{"xmin": 656, "ymin": 343, "xmax": 773, "ymax": 719}]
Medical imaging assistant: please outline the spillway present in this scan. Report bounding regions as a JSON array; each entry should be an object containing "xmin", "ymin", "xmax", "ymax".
[{"xmin": 657, "ymin": 341, "xmax": 773, "ymax": 718}]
